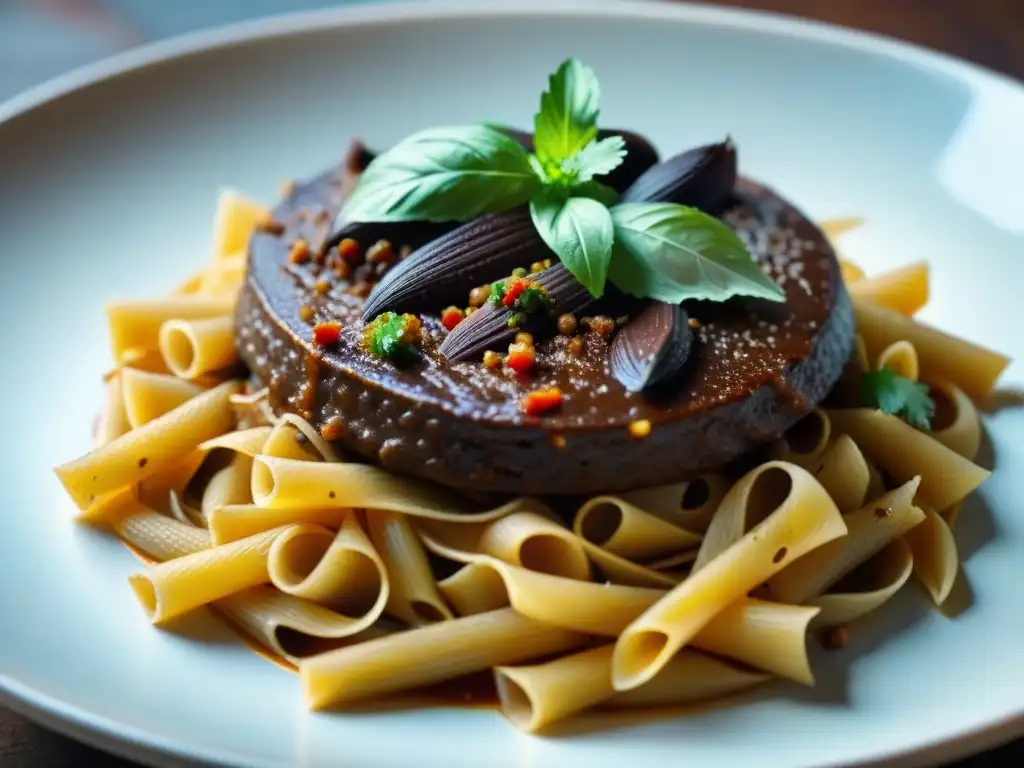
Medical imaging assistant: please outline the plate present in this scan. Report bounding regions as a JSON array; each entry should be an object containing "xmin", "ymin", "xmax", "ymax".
[{"xmin": 2, "ymin": 2, "xmax": 1023, "ymax": 766}]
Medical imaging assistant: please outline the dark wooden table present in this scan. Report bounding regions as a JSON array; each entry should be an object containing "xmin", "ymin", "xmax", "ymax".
[{"xmin": 2, "ymin": 1, "xmax": 1022, "ymax": 765}]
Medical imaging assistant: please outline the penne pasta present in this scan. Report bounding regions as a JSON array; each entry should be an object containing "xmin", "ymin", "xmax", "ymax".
[
  {"xmin": 618, "ymin": 474, "xmax": 730, "ymax": 534},
  {"xmin": 127, "ymin": 525, "xmax": 296, "ymax": 623},
  {"xmin": 820, "ymin": 217, "xmax": 864, "ymax": 243},
  {"xmin": 114, "ymin": 510, "xmax": 211, "ymax": 561},
  {"xmin": 367, "ymin": 510, "xmax": 453, "ymax": 624},
  {"xmin": 839, "ymin": 260, "xmax": 866, "ymax": 283},
  {"xmin": 95, "ymin": 374, "xmax": 131, "ymax": 448},
  {"xmin": 201, "ymin": 454, "xmax": 254, "ymax": 522},
  {"xmin": 118, "ymin": 346, "xmax": 172, "ymax": 375},
  {"xmin": 573, "ymin": 497, "xmax": 701, "ymax": 560},
  {"xmin": 608, "ymin": 650, "xmax": 771, "ymax": 708},
  {"xmin": 766, "ymin": 479, "xmax": 924, "ymax": 604},
  {"xmin": 300, "ymin": 608, "xmax": 585, "ymax": 709},
  {"xmin": 208, "ymin": 504, "xmax": 345, "ymax": 545},
  {"xmin": 853, "ymin": 297, "xmax": 1010, "ymax": 400},
  {"xmin": 277, "ymin": 414, "xmax": 341, "ymax": 462},
  {"xmin": 211, "ymin": 188, "xmax": 268, "ymax": 261},
  {"xmin": 199, "ymin": 426, "xmax": 272, "ymax": 457},
  {"xmin": 928, "ymin": 379, "xmax": 982, "ymax": 460},
  {"xmin": 106, "ymin": 296, "xmax": 235, "ymax": 360},
  {"xmin": 827, "ymin": 409, "xmax": 989, "ymax": 510},
  {"xmin": 215, "ymin": 587, "xmax": 394, "ymax": 660},
  {"xmin": 159, "ymin": 316, "xmax": 238, "ymax": 380},
  {"xmin": 611, "ymin": 462, "xmax": 846, "ymax": 690},
  {"xmin": 903, "ymin": 507, "xmax": 959, "ymax": 606},
  {"xmin": 173, "ymin": 269, "xmax": 206, "ymax": 296},
  {"xmin": 849, "ymin": 262, "xmax": 929, "ymax": 316},
  {"xmin": 252, "ymin": 456, "xmax": 528, "ymax": 521},
  {"xmin": 267, "ymin": 514, "xmax": 389, "ymax": 622},
  {"xmin": 437, "ymin": 562, "xmax": 510, "ymax": 617},
  {"xmin": 875, "ymin": 340, "xmax": 919, "ymax": 381},
  {"xmin": 479, "ymin": 512, "xmax": 592, "ymax": 581},
  {"xmin": 55, "ymin": 381, "xmax": 238, "ymax": 510},
  {"xmin": 198, "ymin": 253, "xmax": 246, "ymax": 295},
  {"xmin": 495, "ymin": 645, "xmax": 617, "ymax": 732},
  {"xmin": 808, "ymin": 538, "xmax": 914, "ymax": 628},
  {"xmin": 812, "ymin": 434, "xmax": 870, "ymax": 514},
  {"xmin": 121, "ymin": 369, "xmax": 204, "ymax": 428},
  {"xmin": 768, "ymin": 408, "xmax": 831, "ymax": 469},
  {"xmin": 133, "ymin": 451, "xmax": 207, "ymax": 518},
  {"xmin": 262, "ymin": 420, "xmax": 324, "ymax": 462},
  {"xmin": 693, "ymin": 597, "xmax": 819, "ymax": 685}
]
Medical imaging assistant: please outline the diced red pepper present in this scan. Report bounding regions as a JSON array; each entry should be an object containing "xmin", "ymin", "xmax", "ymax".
[
  {"xmin": 502, "ymin": 278, "xmax": 530, "ymax": 307},
  {"xmin": 520, "ymin": 387, "xmax": 563, "ymax": 417},
  {"xmin": 441, "ymin": 306, "xmax": 465, "ymax": 331},
  {"xmin": 506, "ymin": 343, "xmax": 535, "ymax": 373},
  {"xmin": 312, "ymin": 321, "xmax": 342, "ymax": 345}
]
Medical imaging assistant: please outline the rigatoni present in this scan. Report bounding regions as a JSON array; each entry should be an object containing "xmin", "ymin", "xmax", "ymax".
[{"xmin": 159, "ymin": 317, "xmax": 238, "ymax": 379}]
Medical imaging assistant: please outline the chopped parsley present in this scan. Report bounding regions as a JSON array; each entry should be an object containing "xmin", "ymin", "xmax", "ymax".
[
  {"xmin": 361, "ymin": 312, "xmax": 422, "ymax": 364},
  {"xmin": 861, "ymin": 366, "xmax": 936, "ymax": 430}
]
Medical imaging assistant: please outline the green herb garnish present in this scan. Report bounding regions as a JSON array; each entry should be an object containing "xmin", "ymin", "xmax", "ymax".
[
  {"xmin": 861, "ymin": 366, "xmax": 936, "ymax": 430},
  {"xmin": 361, "ymin": 312, "xmax": 422, "ymax": 364},
  {"xmin": 339, "ymin": 58, "xmax": 785, "ymax": 307}
]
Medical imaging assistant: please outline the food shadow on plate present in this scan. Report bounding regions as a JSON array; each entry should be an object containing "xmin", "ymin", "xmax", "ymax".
[
  {"xmin": 72, "ymin": 524, "xmax": 242, "ymax": 646},
  {"xmin": 772, "ymin": 586, "xmax": 935, "ymax": 711}
]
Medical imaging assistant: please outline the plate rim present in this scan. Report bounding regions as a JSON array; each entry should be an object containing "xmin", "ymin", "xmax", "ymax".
[{"xmin": 2, "ymin": 1, "xmax": 1022, "ymax": 766}]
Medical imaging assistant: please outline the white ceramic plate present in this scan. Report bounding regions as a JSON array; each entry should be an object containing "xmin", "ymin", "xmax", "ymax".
[{"xmin": 2, "ymin": 2, "xmax": 1023, "ymax": 766}]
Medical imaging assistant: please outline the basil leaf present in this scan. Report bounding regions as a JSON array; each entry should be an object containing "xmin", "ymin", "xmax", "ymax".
[
  {"xmin": 571, "ymin": 180, "xmax": 619, "ymax": 207},
  {"xmin": 533, "ymin": 58, "xmax": 601, "ymax": 167},
  {"xmin": 562, "ymin": 135, "xmax": 626, "ymax": 183},
  {"xmin": 531, "ymin": 189, "xmax": 614, "ymax": 297},
  {"xmin": 340, "ymin": 125, "xmax": 541, "ymax": 223},
  {"xmin": 608, "ymin": 203, "xmax": 786, "ymax": 304}
]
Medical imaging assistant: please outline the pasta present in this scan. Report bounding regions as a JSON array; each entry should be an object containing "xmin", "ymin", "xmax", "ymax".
[
  {"xmin": 367, "ymin": 510, "xmax": 453, "ymax": 624},
  {"xmin": 54, "ymin": 195, "xmax": 1008, "ymax": 734},
  {"xmin": 827, "ymin": 409, "xmax": 989, "ymax": 511},
  {"xmin": 300, "ymin": 608, "xmax": 585, "ymax": 709},
  {"xmin": 849, "ymin": 261, "xmax": 929, "ymax": 316},
  {"xmin": 159, "ymin": 316, "xmax": 238, "ymax": 379},
  {"xmin": 611, "ymin": 463, "xmax": 847, "ymax": 690},
  {"xmin": 853, "ymin": 297, "xmax": 1010, "ymax": 400},
  {"xmin": 121, "ymin": 369, "xmax": 204, "ymax": 428}
]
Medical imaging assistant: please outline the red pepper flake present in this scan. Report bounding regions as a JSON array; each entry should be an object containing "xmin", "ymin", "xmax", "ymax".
[
  {"xmin": 312, "ymin": 322, "xmax": 342, "ymax": 346},
  {"xmin": 521, "ymin": 387, "xmax": 563, "ymax": 417},
  {"xmin": 549, "ymin": 432, "xmax": 567, "ymax": 450},
  {"xmin": 366, "ymin": 239, "xmax": 395, "ymax": 265},
  {"xmin": 506, "ymin": 343, "xmax": 535, "ymax": 374},
  {"xmin": 502, "ymin": 278, "xmax": 530, "ymax": 307},
  {"xmin": 483, "ymin": 351, "xmax": 503, "ymax": 370},
  {"xmin": 337, "ymin": 238, "xmax": 360, "ymax": 262},
  {"xmin": 441, "ymin": 306, "xmax": 465, "ymax": 331},
  {"xmin": 289, "ymin": 239, "xmax": 311, "ymax": 264},
  {"xmin": 314, "ymin": 280, "xmax": 331, "ymax": 296},
  {"xmin": 298, "ymin": 306, "xmax": 315, "ymax": 323}
]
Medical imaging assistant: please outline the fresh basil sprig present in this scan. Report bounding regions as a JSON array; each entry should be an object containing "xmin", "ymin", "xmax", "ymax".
[{"xmin": 339, "ymin": 58, "xmax": 785, "ymax": 307}]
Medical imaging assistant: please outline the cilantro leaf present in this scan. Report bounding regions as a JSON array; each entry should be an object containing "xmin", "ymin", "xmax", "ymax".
[
  {"xmin": 340, "ymin": 125, "xmax": 540, "ymax": 224},
  {"xmin": 861, "ymin": 367, "xmax": 936, "ymax": 430},
  {"xmin": 533, "ymin": 58, "xmax": 601, "ymax": 167},
  {"xmin": 530, "ymin": 188, "xmax": 614, "ymax": 297},
  {"xmin": 562, "ymin": 135, "xmax": 627, "ymax": 183},
  {"xmin": 607, "ymin": 203, "xmax": 786, "ymax": 304}
]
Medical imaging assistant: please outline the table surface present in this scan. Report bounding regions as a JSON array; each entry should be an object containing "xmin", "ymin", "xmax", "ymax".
[{"xmin": 2, "ymin": 0, "xmax": 1022, "ymax": 765}]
